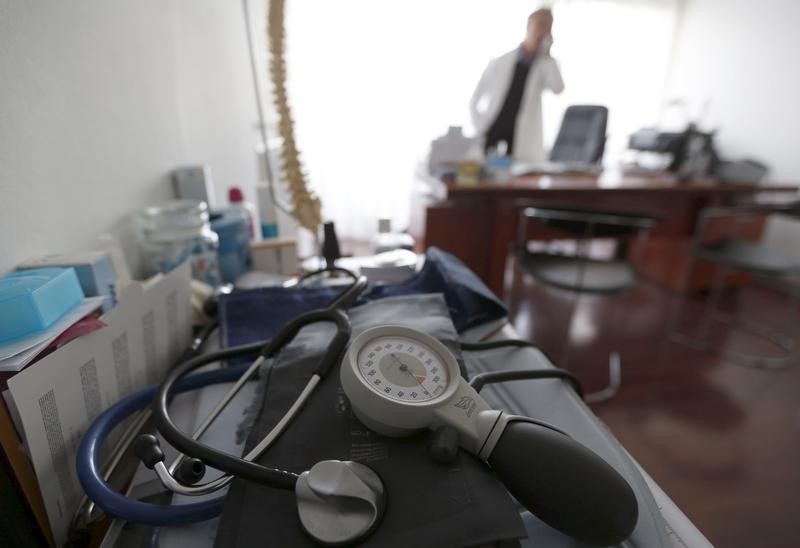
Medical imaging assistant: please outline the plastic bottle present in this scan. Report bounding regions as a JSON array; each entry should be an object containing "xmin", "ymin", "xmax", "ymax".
[
  {"xmin": 255, "ymin": 183, "xmax": 280, "ymax": 239},
  {"xmin": 210, "ymin": 208, "xmax": 252, "ymax": 283},
  {"xmin": 228, "ymin": 186, "xmax": 258, "ymax": 241},
  {"xmin": 456, "ymin": 142, "xmax": 484, "ymax": 186}
]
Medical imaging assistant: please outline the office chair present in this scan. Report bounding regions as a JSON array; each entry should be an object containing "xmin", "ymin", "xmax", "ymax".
[
  {"xmin": 549, "ymin": 105, "xmax": 608, "ymax": 164},
  {"xmin": 509, "ymin": 203, "xmax": 661, "ymax": 402},
  {"xmin": 670, "ymin": 201, "xmax": 800, "ymax": 368}
]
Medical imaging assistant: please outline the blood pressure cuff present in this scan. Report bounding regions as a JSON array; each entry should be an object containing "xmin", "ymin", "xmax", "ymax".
[
  {"xmin": 214, "ymin": 295, "xmax": 526, "ymax": 547},
  {"xmin": 218, "ymin": 247, "xmax": 506, "ymax": 349},
  {"xmin": 366, "ymin": 247, "xmax": 507, "ymax": 332}
]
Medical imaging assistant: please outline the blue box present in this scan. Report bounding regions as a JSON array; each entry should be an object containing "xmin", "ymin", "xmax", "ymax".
[
  {"xmin": 17, "ymin": 251, "xmax": 117, "ymax": 311},
  {"xmin": 0, "ymin": 268, "xmax": 85, "ymax": 343}
]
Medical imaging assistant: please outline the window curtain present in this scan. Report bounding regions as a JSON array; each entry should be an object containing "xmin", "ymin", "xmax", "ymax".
[{"xmin": 277, "ymin": 0, "xmax": 681, "ymax": 241}]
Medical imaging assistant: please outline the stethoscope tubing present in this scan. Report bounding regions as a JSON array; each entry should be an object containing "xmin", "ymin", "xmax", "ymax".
[
  {"xmin": 76, "ymin": 363, "xmax": 249, "ymax": 525},
  {"xmin": 151, "ymin": 306, "xmax": 351, "ymax": 491},
  {"xmin": 70, "ymin": 321, "xmax": 223, "ymax": 533},
  {"xmin": 77, "ymin": 270, "xmax": 365, "ymax": 526}
]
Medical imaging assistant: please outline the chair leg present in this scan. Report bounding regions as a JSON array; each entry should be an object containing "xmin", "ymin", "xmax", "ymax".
[
  {"xmin": 668, "ymin": 261, "xmax": 729, "ymax": 352},
  {"xmin": 584, "ymin": 351, "xmax": 622, "ymax": 404},
  {"xmin": 670, "ymin": 268, "xmax": 800, "ymax": 369},
  {"xmin": 662, "ymin": 247, "xmax": 699, "ymax": 361},
  {"xmin": 717, "ymin": 277, "xmax": 800, "ymax": 369},
  {"xmin": 696, "ymin": 265, "xmax": 730, "ymax": 342},
  {"xmin": 504, "ymin": 250, "xmax": 520, "ymax": 316},
  {"xmin": 709, "ymin": 310, "xmax": 795, "ymax": 351},
  {"xmin": 558, "ymin": 291, "xmax": 579, "ymax": 370},
  {"xmin": 558, "ymin": 238, "xmax": 591, "ymax": 369}
]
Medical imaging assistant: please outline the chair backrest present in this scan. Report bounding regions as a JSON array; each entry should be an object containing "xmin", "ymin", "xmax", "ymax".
[{"xmin": 549, "ymin": 105, "xmax": 608, "ymax": 164}]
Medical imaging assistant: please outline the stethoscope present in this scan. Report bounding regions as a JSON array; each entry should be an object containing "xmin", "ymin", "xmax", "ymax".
[
  {"xmin": 77, "ymin": 267, "xmax": 641, "ymax": 546},
  {"xmin": 77, "ymin": 268, "xmax": 385, "ymax": 545}
]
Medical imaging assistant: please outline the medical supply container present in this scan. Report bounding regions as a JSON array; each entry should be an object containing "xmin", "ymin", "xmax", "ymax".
[
  {"xmin": 137, "ymin": 200, "xmax": 221, "ymax": 285},
  {"xmin": 210, "ymin": 208, "xmax": 251, "ymax": 283},
  {"xmin": 227, "ymin": 186, "xmax": 258, "ymax": 241}
]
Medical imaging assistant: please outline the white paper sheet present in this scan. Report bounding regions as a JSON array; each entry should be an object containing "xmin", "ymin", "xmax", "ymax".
[
  {"xmin": 7, "ymin": 263, "xmax": 192, "ymax": 545},
  {"xmin": 0, "ymin": 297, "xmax": 106, "ymax": 370}
]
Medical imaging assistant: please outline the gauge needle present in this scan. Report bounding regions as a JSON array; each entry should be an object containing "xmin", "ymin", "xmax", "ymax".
[{"xmin": 390, "ymin": 354, "xmax": 431, "ymax": 396}]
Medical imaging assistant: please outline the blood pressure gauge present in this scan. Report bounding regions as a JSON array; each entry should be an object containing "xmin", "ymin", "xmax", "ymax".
[
  {"xmin": 354, "ymin": 333, "xmax": 450, "ymax": 403},
  {"xmin": 340, "ymin": 325, "xmax": 639, "ymax": 546},
  {"xmin": 340, "ymin": 325, "xmax": 494, "ymax": 453},
  {"xmin": 348, "ymin": 327, "xmax": 455, "ymax": 401}
]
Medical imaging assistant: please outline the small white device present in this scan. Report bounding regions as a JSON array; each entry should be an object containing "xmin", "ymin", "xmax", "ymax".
[{"xmin": 172, "ymin": 165, "xmax": 215, "ymax": 207}]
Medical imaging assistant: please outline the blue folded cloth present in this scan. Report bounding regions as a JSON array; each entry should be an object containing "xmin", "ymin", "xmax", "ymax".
[
  {"xmin": 218, "ymin": 247, "xmax": 507, "ymax": 349},
  {"xmin": 367, "ymin": 247, "xmax": 507, "ymax": 332}
]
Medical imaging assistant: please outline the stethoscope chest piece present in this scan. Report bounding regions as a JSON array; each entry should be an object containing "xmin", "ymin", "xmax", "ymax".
[{"xmin": 295, "ymin": 460, "xmax": 386, "ymax": 546}]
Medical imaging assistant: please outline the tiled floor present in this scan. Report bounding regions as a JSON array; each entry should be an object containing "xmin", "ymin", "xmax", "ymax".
[{"xmin": 505, "ymin": 261, "xmax": 800, "ymax": 547}]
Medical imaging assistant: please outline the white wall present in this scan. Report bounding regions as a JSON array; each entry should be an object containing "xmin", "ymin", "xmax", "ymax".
[
  {"xmin": 667, "ymin": 0, "xmax": 800, "ymax": 182},
  {"xmin": 0, "ymin": 1, "xmax": 262, "ymax": 277},
  {"xmin": 667, "ymin": 0, "xmax": 800, "ymax": 254}
]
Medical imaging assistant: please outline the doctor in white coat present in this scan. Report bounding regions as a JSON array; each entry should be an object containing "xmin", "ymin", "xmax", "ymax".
[{"xmin": 469, "ymin": 8, "xmax": 564, "ymax": 163}]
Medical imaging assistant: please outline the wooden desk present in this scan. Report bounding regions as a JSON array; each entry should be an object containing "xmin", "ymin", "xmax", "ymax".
[{"xmin": 423, "ymin": 172, "xmax": 798, "ymax": 295}]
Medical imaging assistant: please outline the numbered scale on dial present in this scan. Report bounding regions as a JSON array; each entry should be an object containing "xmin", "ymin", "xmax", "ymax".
[{"xmin": 356, "ymin": 335, "xmax": 450, "ymax": 403}]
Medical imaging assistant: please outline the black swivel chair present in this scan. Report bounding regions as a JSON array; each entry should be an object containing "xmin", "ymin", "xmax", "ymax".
[
  {"xmin": 510, "ymin": 203, "xmax": 661, "ymax": 402},
  {"xmin": 549, "ymin": 105, "xmax": 609, "ymax": 164}
]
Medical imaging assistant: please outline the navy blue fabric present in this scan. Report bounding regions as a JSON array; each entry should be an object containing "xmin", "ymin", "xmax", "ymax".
[
  {"xmin": 367, "ymin": 247, "xmax": 507, "ymax": 332},
  {"xmin": 219, "ymin": 288, "xmax": 339, "ymax": 349},
  {"xmin": 218, "ymin": 247, "xmax": 507, "ymax": 349}
]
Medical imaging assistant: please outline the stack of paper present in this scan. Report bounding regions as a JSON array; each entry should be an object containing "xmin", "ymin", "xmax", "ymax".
[
  {"xmin": 0, "ymin": 297, "xmax": 106, "ymax": 373},
  {"xmin": 4, "ymin": 263, "xmax": 192, "ymax": 545}
]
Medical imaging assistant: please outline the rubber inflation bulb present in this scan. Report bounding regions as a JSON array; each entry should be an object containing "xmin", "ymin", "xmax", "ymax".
[{"xmin": 487, "ymin": 420, "xmax": 638, "ymax": 546}]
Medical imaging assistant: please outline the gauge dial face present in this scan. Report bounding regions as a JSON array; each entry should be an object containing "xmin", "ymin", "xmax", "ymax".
[{"xmin": 356, "ymin": 335, "xmax": 450, "ymax": 402}]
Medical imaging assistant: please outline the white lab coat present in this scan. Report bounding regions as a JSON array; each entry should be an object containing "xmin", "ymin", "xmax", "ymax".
[{"xmin": 469, "ymin": 49, "xmax": 564, "ymax": 162}]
